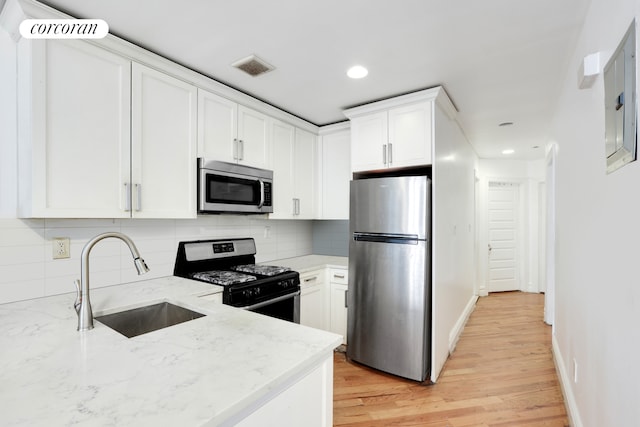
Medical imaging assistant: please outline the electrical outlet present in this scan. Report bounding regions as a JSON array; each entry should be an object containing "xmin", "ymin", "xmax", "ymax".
[{"xmin": 52, "ymin": 237, "xmax": 70, "ymax": 259}]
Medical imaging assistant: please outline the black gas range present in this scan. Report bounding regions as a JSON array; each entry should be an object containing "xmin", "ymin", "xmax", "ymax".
[{"xmin": 174, "ymin": 238, "xmax": 300, "ymax": 323}]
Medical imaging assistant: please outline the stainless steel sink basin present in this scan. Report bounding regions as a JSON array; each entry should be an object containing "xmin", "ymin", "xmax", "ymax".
[{"xmin": 96, "ymin": 302, "xmax": 205, "ymax": 338}]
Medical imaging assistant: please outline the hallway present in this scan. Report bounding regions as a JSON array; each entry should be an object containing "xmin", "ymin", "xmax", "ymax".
[{"xmin": 333, "ymin": 292, "xmax": 568, "ymax": 426}]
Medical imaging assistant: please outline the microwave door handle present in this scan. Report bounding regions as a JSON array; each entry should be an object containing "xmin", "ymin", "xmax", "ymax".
[{"xmin": 257, "ymin": 180, "xmax": 265, "ymax": 208}]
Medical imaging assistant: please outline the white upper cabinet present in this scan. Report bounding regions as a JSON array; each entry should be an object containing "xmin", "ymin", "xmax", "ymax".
[
  {"xmin": 131, "ymin": 63, "xmax": 197, "ymax": 218},
  {"xmin": 270, "ymin": 120, "xmax": 296, "ymax": 218},
  {"xmin": 17, "ymin": 39, "xmax": 132, "ymax": 218},
  {"xmin": 198, "ymin": 89, "xmax": 271, "ymax": 169},
  {"xmin": 345, "ymin": 94, "xmax": 435, "ymax": 173},
  {"xmin": 15, "ymin": 39, "xmax": 197, "ymax": 218},
  {"xmin": 317, "ymin": 126, "xmax": 350, "ymax": 220},
  {"xmin": 349, "ymin": 112, "xmax": 388, "ymax": 173},
  {"xmin": 270, "ymin": 120, "xmax": 315, "ymax": 219},
  {"xmin": 294, "ymin": 128, "xmax": 316, "ymax": 218},
  {"xmin": 388, "ymin": 102, "xmax": 433, "ymax": 168},
  {"xmin": 237, "ymin": 106, "xmax": 271, "ymax": 169}
]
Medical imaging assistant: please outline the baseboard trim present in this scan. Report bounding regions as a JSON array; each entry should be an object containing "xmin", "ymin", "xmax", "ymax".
[
  {"xmin": 449, "ymin": 294, "xmax": 479, "ymax": 354},
  {"xmin": 552, "ymin": 334, "xmax": 583, "ymax": 427}
]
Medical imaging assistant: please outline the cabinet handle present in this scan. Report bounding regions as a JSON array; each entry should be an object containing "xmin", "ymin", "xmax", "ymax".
[
  {"xmin": 292, "ymin": 198, "xmax": 300, "ymax": 215},
  {"xmin": 304, "ymin": 276, "xmax": 318, "ymax": 283},
  {"xmin": 388, "ymin": 142, "xmax": 393, "ymax": 165},
  {"xmin": 239, "ymin": 139, "xmax": 244, "ymax": 160},
  {"xmin": 333, "ymin": 274, "xmax": 345, "ymax": 279},
  {"xmin": 135, "ymin": 183, "xmax": 142, "ymax": 211},
  {"xmin": 382, "ymin": 144, "xmax": 387, "ymax": 165},
  {"xmin": 344, "ymin": 290, "xmax": 348, "ymax": 308},
  {"xmin": 233, "ymin": 138, "xmax": 238, "ymax": 160},
  {"xmin": 124, "ymin": 183, "xmax": 131, "ymax": 212}
]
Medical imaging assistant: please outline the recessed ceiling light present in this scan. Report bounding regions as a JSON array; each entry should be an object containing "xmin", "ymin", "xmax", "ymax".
[
  {"xmin": 499, "ymin": 122, "xmax": 514, "ymax": 127},
  {"xmin": 502, "ymin": 149, "xmax": 515, "ymax": 155},
  {"xmin": 347, "ymin": 65, "xmax": 368, "ymax": 79}
]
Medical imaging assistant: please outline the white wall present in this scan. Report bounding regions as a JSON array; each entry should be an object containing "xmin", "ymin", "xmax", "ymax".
[
  {"xmin": 550, "ymin": 0, "xmax": 640, "ymax": 425},
  {"xmin": 431, "ymin": 103, "xmax": 478, "ymax": 382},
  {"xmin": 477, "ymin": 159, "xmax": 545, "ymax": 295}
]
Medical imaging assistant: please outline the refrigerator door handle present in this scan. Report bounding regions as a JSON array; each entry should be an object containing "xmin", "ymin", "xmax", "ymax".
[{"xmin": 353, "ymin": 232, "xmax": 421, "ymax": 244}]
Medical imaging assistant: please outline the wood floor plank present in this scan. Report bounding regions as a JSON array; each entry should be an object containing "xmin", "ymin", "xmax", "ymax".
[{"xmin": 333, "ymin": 291, "xmax": 569, "ymax": 426}]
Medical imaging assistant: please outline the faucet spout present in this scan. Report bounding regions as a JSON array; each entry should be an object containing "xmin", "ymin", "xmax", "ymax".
[{"xmin": 76, "ymin": 232, "xmax": 150, "ymax": 332}]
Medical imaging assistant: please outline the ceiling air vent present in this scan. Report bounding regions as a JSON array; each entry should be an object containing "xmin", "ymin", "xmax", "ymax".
[{"xmin": 232, "ymin": 55, "xmax": 275, "ymax": 77}]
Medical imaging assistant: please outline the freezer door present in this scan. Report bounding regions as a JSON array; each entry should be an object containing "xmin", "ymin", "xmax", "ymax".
[
  {"xmin": 350, "ymin": 175, "xmax": 430, "ymax": 239},
  {"xmin": 347, "ymin": 237, "xmax": 430, "ymax": 382}
]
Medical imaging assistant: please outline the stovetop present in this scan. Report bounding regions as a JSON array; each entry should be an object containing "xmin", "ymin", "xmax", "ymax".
[
  {"xmin": 188, "ymin": 264, "xmax": 293, "ymax": 287},
  {"xmin": 231, "ymin": 264, "xmax": 291, "ymax": 277},
  {"xmin": 190, "ymin": 270, "xmax": 257, "ymax": 286}
]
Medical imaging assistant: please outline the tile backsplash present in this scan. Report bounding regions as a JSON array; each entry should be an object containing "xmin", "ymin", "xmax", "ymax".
[
  {"xmin": 312, "ymin": 220, "xmax": 349, "ymax": 257},
  {"xmin": 0, "ymin": 216, "xmax": 313, "ymax": 304}
]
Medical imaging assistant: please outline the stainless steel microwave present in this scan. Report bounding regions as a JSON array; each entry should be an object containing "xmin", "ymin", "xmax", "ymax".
[{"xmin": 198, "ymin": 159, "xmax": 273, "ymax": 214}]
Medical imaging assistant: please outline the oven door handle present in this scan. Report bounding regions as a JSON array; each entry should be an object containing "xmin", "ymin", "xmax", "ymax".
[{"xmin": 238, "ymin": 290, "xmax": 300, "ymax": 311}]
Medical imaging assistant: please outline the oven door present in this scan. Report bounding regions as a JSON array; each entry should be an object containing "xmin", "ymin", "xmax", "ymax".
[{"xmin": 240, "ymin": 291, "xmax": 300, "ymax": 323}]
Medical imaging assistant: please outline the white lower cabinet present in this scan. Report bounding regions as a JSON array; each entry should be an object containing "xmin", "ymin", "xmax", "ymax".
[
  {"xmin": 299, "ymin": 267, "xmax": 348, "ymax": 345},
  {"xmin": 328, "ymin": 268, "xmax": 348, "ymax": 344},
  {"xmin": 299, "ymin": 270, "xmax": 326, "ymax": 330}
]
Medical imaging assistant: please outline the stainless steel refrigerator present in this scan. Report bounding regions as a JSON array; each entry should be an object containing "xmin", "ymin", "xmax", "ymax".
[{"xmin": 347, "ymin": 174, "xmax": 431, "ymax": 382}]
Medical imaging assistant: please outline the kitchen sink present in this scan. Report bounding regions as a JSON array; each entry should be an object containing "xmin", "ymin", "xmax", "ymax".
[{"xmin": 96, "ymin": 302, "xmax": 205, "ymax": 338}]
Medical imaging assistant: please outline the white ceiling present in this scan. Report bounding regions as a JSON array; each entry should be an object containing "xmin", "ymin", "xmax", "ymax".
[{"xmin": 40, "ymin": 0, "xmax": 591, "ymax": 160}]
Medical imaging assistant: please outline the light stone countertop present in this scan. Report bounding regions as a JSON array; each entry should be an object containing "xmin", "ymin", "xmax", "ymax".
[
  {"xmin": 266, "ymin": 255, "xmax": 348, "ymax": 274},
  {"xmin": 0, "ymin": 276, "xmax": 342, "ymax": 426}
]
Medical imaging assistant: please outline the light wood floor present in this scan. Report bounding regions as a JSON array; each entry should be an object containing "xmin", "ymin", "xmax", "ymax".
[{"xmin": 333, "ymin": 291, "xmax": 569, "ymax": 426}]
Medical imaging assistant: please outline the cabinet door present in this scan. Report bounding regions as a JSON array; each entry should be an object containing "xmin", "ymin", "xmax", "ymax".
[
  {"xmin": 294, "ymin": 128, "xmax": 316, "ymax": 219},
  {"xmin": 270, "ymin": 120, "xmax": 295, "ymax": 219},
  {"xmin": 320, "ymin": 129, "xmax": 350, "ymax": 219},
  {"xmin": 237, "ymin": 105, "xmax": 270, "ymax": 169},
  {"xmin": 197, "ymin": 89, "xmax": 237, "ymax": 162},
  {"xmin": 131, "ymin": 63, "xmax": 197, "ymax": 218},
  {"xmin": 300, "ymin": 270, "xmax": 326, "ymax": 330},
  {"xmin": 350, "ymin": 111, "xmax": 387, "ymax": 172},
  {"xmin": 330, "ymin": 282, "xmax": 348, "ymax": 344},
  {"xmin": 300, "ymin": 285, "xmax": 326, "ymax": 330},
  {"xmin": 388, "ymin": 102, "xmax": 432, "ymax": 167},
  {"xmin": 21, "ymin": 40, "xmax": 131, "ymax": 218}
]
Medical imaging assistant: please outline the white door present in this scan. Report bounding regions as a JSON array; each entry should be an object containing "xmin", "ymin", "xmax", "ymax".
[{"xmin": 487, "ymin": 182, "xmax": 519, "ymax": 292}]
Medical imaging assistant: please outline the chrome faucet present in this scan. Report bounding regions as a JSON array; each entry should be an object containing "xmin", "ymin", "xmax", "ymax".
[{"xmin": 74, "ymin": 232, "xmax": 150, "ymax": 331}]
